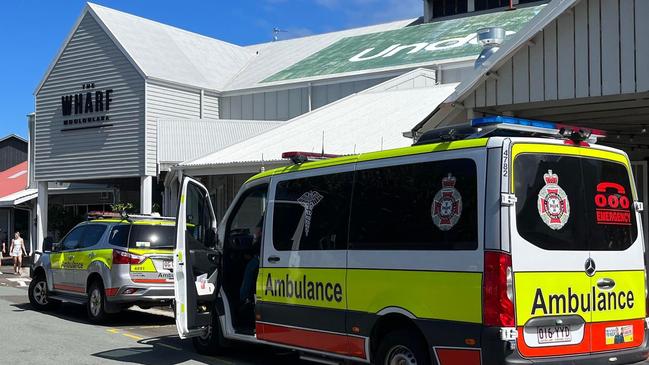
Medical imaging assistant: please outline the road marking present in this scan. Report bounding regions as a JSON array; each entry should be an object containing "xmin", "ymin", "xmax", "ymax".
[
  {"xmin": 106, "ymin": 328, "xmax": 120, "ymax": 334},
  {"xmin": 7, "ymin": 278, "xmax": 30, "ymax": 287},
  {"xmin": 157, "ymin": 343, "xmax": 182, "ymax": 351},
  {"xmin": 122, "ymin": 333, "xmax": 144, "ymax": 341}
]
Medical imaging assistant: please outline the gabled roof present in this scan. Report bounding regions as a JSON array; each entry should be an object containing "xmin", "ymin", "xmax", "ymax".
[
  {"xmin": 223, "ymin": 18, "xmax": 417, "ymax": 91},
  {"xmin": 36, "ymin": 2, "xmax": 255, "ymax": 94},
  {"xmin": 0, "ymin": 134, "xmax": 27, "ymax": 144},
  {"xmin": 157, "ymin": 119, "xmax": 283, "ymax": 168},
  {"xmin": 180, "ymin": 70, "xmax": 459, "ymax": 170}
]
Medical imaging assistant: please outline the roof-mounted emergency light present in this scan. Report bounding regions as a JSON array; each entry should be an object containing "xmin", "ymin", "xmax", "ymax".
[
  {"xmin": 415, "ymin": 116, "xmax": 606, "ymax": 146},
  {"xmin": 281, "ymin": 151, "xmax": 342, "ymax": 165}
]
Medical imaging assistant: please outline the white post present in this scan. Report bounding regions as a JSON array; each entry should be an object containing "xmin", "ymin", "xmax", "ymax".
[
  {"xmin": 36, "ymin": 181, "xmax": 48, "ymax": 252},
  {"xmin": 141, "ymin": 176, "xmax": 153, "ymax": 214}
]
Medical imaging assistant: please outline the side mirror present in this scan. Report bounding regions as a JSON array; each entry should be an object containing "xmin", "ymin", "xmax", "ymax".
[
  {"xmin": 43, "ymin": 237, "xmax": 54, "ymax": 252},
  {"xmin": 51, "ymin": 242, "xmax": 61, "ymax": 252}
]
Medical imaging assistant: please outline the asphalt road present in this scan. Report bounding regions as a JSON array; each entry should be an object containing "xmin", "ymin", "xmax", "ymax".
[
  {"xmin": 1, "ymin": 264, "xmax": 648, "ymax": 365},
  {"xmin": 0, "ymin": 265, "xmax": 308, "ymax": 365}
]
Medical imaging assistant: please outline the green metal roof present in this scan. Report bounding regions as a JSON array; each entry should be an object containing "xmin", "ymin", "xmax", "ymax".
[{"xmin": 262, "ymin": 5, "xmax": 544, "ymax": 83}]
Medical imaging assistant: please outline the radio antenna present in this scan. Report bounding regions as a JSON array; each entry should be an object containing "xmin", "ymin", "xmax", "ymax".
[{"xmin": 272, "ymin": 27, "xmax": 288, "ymax": 41}]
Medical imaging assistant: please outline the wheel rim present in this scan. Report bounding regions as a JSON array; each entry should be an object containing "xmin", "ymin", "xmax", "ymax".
[
  {"xmin": 90, "ymin": 288, "xmax": 102, "ymax": 317},
  {"xmin": 385, "ymin": 345, "xmax": 417, "ymax": 365},
  {"xmin": 199, "ymin": 323, "xmax": 212, "ymax": 342},
  {"xmin": 33, "ymin": 281, "xmax": 49, "ymax": 305}
]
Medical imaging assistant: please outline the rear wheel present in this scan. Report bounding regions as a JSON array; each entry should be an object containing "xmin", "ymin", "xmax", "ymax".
[
  {"xmin": 376, "ymin": 330, "xmax": 431, "ymax": 365},
  {"xmin": 28, "ymin": 273, "xmax": 59, "ymax": 310},
  {"xmin": 87, "ymin": 280, "xmax": 108, "ymax": 323}
]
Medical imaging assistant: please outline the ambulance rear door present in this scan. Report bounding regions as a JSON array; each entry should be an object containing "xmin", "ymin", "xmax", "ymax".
[{"xmin": 509, "ymin": 143, "xmax": 592, "ymax": 358}]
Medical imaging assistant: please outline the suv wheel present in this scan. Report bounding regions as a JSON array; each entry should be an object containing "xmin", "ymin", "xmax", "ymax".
[
  {"xmin": 87, "ymin": 280, "xmax": 108, "ymax": 323},
  {"xmin": 376, "ymin": 330, "xmax": 430, "ymax": 365},
  {"xmin": 28, "ymin": 273, "xmax": 59, "ymax": 310}
]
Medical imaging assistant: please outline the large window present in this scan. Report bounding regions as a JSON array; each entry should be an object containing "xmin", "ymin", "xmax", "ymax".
[
  {"xmin": 78, "ymin": 224, "xmax": 106, "ymax": 249},
  {"xmin": 272, "ymin": 173, "xmax": 353, "ymax": 251},
  {"xmin": 129, "ymin": 225, "xmax": 175, "ymax": 249},
  {"xmin": 433, "ymin": 0, "xmax": 469, "ymax": 18},
  {"xmin": 61, "ymin": 226, "xmax": 85, "ymax": 250},
  {"xmin": 350, "ymin": 159, "xmax": 478, "ymax": 250},
  {"xmin": 186, "ymin": 183, "xmax": 217, "ymax": 249},
  {"xmin": 474, "ymin": 0, "xmax": 509, "ymax": 11},
  {"xmin": 225, "ymin": 184, "xmax": 268, "ymax": 251},
  {"xmin": 108, "ymin": 225, "xmax": 130, "ymax": 248},
  {"xmin": 515, "ymin": 154, "xmax": 638, "ymax": 251}
]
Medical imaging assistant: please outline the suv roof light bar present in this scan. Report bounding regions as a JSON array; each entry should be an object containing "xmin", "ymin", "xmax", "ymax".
[
  {"xmin": 414, "ymin": 116, "xmax": 606, "ymax": 146},
  {"xmin": 87, "ymin": 211, "xmax": 174, "ymax": 221},
  {"xmin": 281, "ymin": 151, "xmax": 342, "ymax": 165}
]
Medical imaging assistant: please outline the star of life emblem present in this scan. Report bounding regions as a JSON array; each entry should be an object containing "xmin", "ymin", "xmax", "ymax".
[
  {"xmin": 297, "ymin": 191, "xmax": 324, "ymax": 236},
  {"xmin": 537, "ymin": 169, "xmax": 570, "ymax": 230},
  {"xmin": 432, "ymin": 174, "xmax": 462, "ymax": 231}
]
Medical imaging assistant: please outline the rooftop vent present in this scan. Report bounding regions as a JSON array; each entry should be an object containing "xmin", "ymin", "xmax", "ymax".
[{"xmin": 474, "ymin": 27, "xmax": 506, "ymax": 69}]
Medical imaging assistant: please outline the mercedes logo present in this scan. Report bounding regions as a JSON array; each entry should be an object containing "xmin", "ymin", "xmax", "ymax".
[{"xmin": 585, "ymin": 258, "xmax": 596, "ymax": 277}]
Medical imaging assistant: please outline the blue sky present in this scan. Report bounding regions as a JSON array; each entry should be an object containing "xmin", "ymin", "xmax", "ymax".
[{"xmin": 0, "ymin": 0, "xmax": 420, "ymax": 138}]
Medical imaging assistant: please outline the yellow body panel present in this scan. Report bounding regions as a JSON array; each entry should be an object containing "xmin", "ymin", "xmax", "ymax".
[
  {"xmin": 257, "ymin": 267, "xmax": 483, "ymax": 323},
  {"xmin": 515, "ymin": 271, "xmax": 646, "ymax": 326}
]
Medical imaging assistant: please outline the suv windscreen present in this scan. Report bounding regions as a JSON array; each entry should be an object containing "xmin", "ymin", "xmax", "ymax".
[
  {"xmin": 128, "ymin": 225, "xmax": 175, "ymax": 249},
  {"xmin": 515, "ymin": 153, "xmax": 638, "ymax": 251}
]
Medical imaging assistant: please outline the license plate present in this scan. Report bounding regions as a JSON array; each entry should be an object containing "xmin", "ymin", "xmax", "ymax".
[
  {"xmin": 537, "ymin": 326, "xmax": 572, "ymax": 344},
  {"xmin": 162, "ymin": 260, "xmax": 173, "ymax": 270}
]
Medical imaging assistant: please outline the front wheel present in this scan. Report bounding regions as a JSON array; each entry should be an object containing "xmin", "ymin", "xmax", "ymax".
[
  {"xmin": 192, "ymin": 312, "xmax": 229, "ymax": 355},
  {"xmin": 376, "ymin": 330, "xmax": 431, "ymax": 365},
  {"xmin": 87, "ymin": 280, "xmax": 108, "ymax": 323},
  {"xmin": 28, "ymin": 273, "xmax": 59, "ymax": 310}
]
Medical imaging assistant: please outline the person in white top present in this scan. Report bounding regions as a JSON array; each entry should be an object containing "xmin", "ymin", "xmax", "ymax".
[{"xmin": 10, "ymin": 231, "xmax": 27, "ymax": 275}]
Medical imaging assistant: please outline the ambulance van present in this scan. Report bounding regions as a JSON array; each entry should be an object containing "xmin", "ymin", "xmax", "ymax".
[{"xmin": 172, "ymin": 116, "xmax": 649, "ymax": 364}]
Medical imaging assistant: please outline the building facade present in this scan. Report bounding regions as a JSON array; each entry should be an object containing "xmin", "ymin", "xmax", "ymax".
[{"xmin": 32, "ymin": 1, "xmax": 549, "ymax": 249}]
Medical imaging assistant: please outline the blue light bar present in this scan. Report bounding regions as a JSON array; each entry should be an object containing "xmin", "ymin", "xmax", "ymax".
[{"xmin": 471, "ymin": 116, "xmax": 557, "ymax": 130}]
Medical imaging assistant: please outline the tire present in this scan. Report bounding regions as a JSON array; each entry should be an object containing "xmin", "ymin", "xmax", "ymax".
[
  {"xmin": 87, "ymin": 280, "xmax": 108, "ymax": 324},
  {"xmin": 376, "ymin": 329, "xmax": 431, "ymax": 365},
  {"xmin": 28, "ymin": 273, "xmax": 59, "ymax": 310},
  {"xmin": 192, "ymin": 312, "xmax": 228, "ymax": 356}
]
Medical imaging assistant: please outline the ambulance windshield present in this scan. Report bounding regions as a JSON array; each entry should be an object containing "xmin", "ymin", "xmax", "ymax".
[{"xmin": 514, "ymin": 154, "xmax": 638, "ymax": 251}]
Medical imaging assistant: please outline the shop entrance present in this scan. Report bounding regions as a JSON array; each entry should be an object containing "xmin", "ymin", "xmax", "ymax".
[{"xmin": 13, "ymin": 208, "xmax": 30, "ymax": 254}]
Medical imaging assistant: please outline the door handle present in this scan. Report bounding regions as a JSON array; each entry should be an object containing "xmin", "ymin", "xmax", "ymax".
[
  {"xmin": 207, "ymin": 254, "xmax": 219, "ymax": 264},
  {"xmin": 267, "ymin": 255, "xmax": 280, "ymax": 263},
  {"xmin": 597, "ymin": 278, "xmax": 616, "ymax": 290}
]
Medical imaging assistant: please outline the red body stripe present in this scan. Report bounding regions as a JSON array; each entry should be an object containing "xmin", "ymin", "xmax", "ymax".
[
  {"xmin": 591, "ymin": 319, "xmax": 645, "ymax": 352},
  {"xmin": 132, "ymin": 278, "xmax": 170, "ymax": 284},
  {"xmin": 256, "ymin": 323, "xmax": 366, "ymax": 359},
  {"xmin": 53, "ymin": 284, "xmax": 85, "ymax": 293},
  {"xmin": 435, "ymin": 348, "xmax": 481, "ymax": 365}
]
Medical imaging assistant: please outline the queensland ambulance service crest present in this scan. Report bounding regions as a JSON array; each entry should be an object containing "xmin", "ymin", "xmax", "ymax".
[
  {"xmin": 537, "ymin": 169, "xmax": 570, "ymax": 230},
  {"xmin": 432, "ymin": 173, "xmax": 462, "ymax": 231}
]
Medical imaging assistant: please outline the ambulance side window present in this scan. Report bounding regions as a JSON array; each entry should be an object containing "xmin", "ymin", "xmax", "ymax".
[
  {"xmin": 272, "ymin": 172, "xmax": 353, "ymax": 251},
  {"xmin": 225, "ymin": 185, "xmax": 268, "ymax": 251},
  {"xmin": 349, "ymin": 158, "xmax": 478, "ymax": 250},
  {"xmin": 61, "ymin": 226, "xmax": 86, "ymax": 251},
  {"xmin": 79, "ymin": 224, "xmax": 107, "ymax": 249}
]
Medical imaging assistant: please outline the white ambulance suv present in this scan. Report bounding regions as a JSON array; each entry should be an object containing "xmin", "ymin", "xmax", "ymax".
[{"xmin": 172, "ymin": 116, "xmax": 649, "ymax": 365}]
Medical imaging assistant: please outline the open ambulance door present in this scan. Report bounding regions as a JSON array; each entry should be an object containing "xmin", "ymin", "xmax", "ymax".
[{"xmin": 174, "ymin": 177, "xmax": 220, "ymax": 339}]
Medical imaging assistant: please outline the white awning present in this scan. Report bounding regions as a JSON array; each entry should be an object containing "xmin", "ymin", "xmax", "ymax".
[{"xmin": 0, "ymin": 189, "xmax": 37, "ymax": 207}]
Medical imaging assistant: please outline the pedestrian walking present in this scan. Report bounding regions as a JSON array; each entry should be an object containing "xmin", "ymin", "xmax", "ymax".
[{"xmin": 9, "ymin": 231, "xmax": 27, "ymax": 275}]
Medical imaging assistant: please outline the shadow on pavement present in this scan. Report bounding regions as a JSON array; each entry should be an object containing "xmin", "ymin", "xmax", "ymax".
[
  {"xmin": 10, "ymin": 302, "xmax": 174, "ymax": 328},
  {"xmin": 92, "ymin": 335, "xmax": 306, "ymax": 365}
]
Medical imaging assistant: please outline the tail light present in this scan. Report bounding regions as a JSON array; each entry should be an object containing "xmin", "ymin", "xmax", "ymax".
[
  {"xmin": 112, "ymin": 250, "xmax": 145, "ymax": 265},
  {"xmin": 484, "ymin": 251, "xmax": 515, "ymax": 327}
]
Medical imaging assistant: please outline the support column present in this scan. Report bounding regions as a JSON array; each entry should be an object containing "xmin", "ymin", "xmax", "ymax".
[
  {"xmin": 36, "ymin": 181, "xmax": 48, "ymax": 252},
  {"xmin": 141, "ymin": 176, "xmax": 153, "ymax": 214}
]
